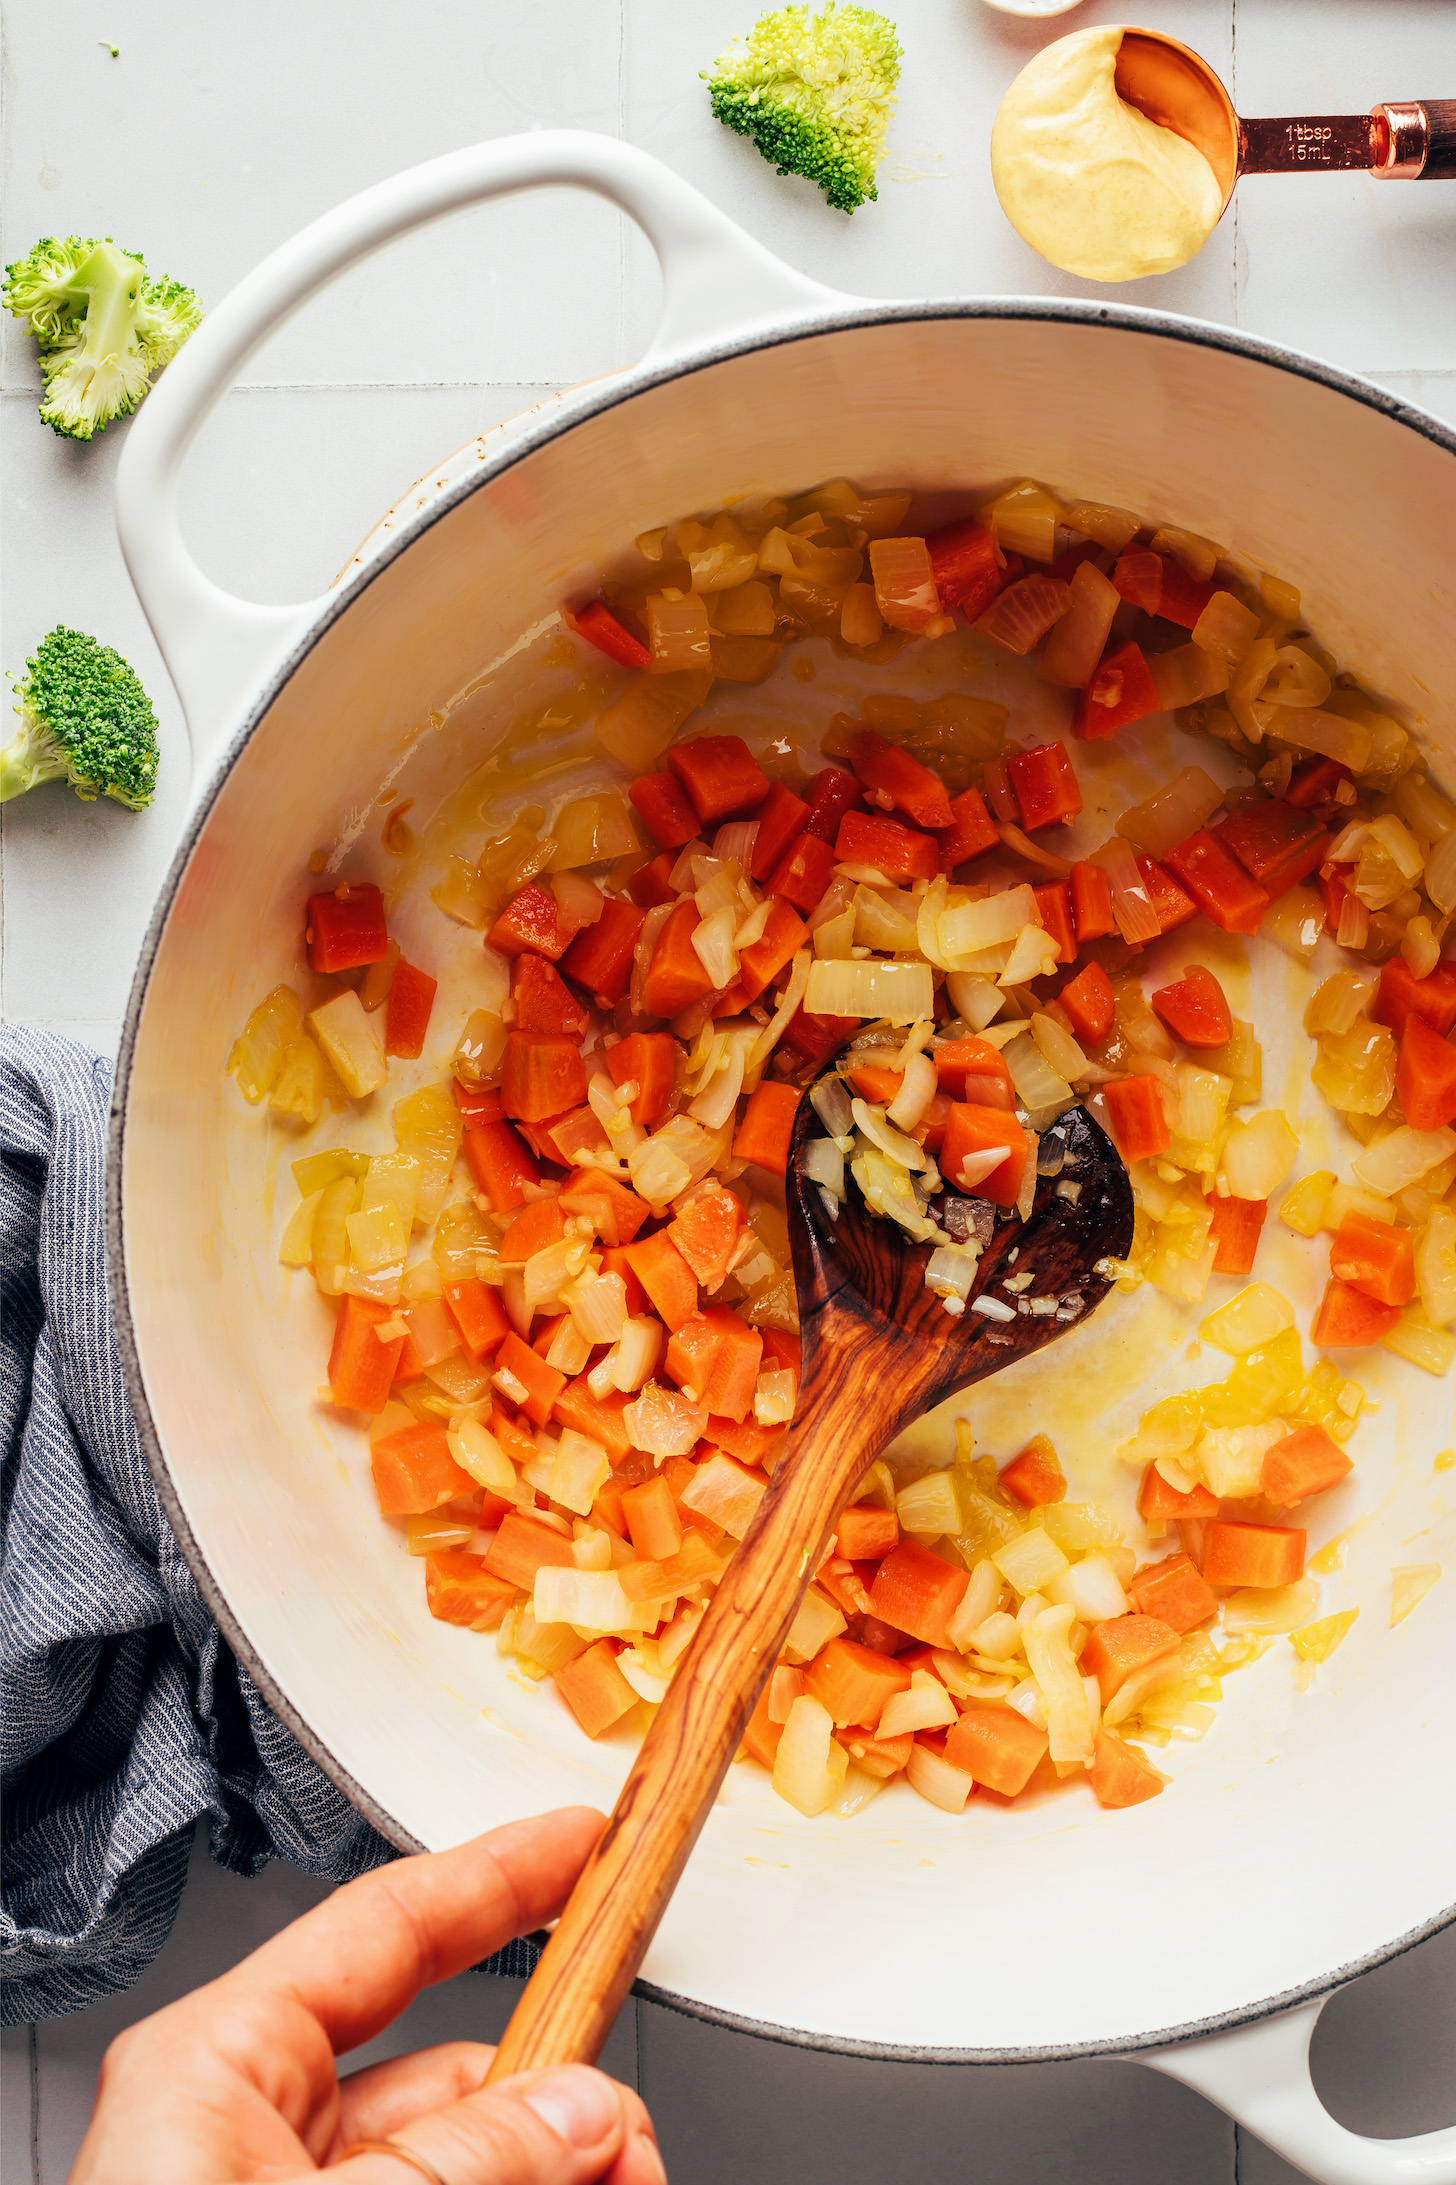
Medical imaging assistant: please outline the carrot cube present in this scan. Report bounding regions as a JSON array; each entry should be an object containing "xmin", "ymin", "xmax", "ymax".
[
  {"xmin": 617, "ymin": 1530, "xmax": 724, "ymax": 1601},
  {"xmin": 733, "ymin": 1080, "xmax": 801, "ymax": 1179},
  {"xmin": 558, "ymin": 1167, "xmax": 650, "ymax": 1247},
  {"xmin": 621, "ymin": 1475, "xmax": 685, "ymax": 1562},
  {"xmin": 1127, "ymin": 1552, "xmax": 1218, "ymax": 1634},
  {"xmin": 1312, "ymin": 1275, "xmax": 1402, "ymax": 1348},
  {"xmin": 1201, "ymin": 1519, "xmax": 1305, "ymax": 1589},
  {"xmin": 1070, "ymin": 860, "xmax": 1115, "ymax": 942},
  {"xmin": 738, "ymin": 900, "xmax": 808, "ymax": 1007},
  {"xmin": 741, "ymin": 1682, "xmax": 784, "ymax": 1768},
  {"xmin": 1208, "ymin": 1195, "xmax": 1267, "ymax": 1278},
  {"xmin": 424, "ymin": 1550, "xmax": 517, "ymax": 1629},
  {"xmin": 1330, "ymin": 1212, "xmax": 1415, "ymax": 1308},
  {"xmin": 605, "ymin": 1031, "xmax": 677, "ymax": 1126},
  {"xmin": 1089, "ymin": 1729, "xmax": 1165, "ymax": 1809},
  {"xmin": 926, "ymin": 515, "xmax": 1007, "ymax": 617},
  {"xmin": 666, "ymin": 734, "xmax": 769, "ymax": 825},
  {"xmin": 1371, "ymin": 957, "xmax": 1456, "ymax": 1039},
  {"xmin": 1396, "ymin": 1012, "xmax": 1456, "ymax": 1132},
  {"xmin": 642, "ymin": 900, "xmax": 716, "ymax": 1020},
  {"xmin": 834, "ymin": 1505, "xmax": 900, "ymax": 1561},
  {"xmin": 944, "ymin": 1704, "xmax": 1048, "ymax": 1797},
  {"xmin": 1059, "ymin": 960, "xmax": 1115, "ymax": 1046},
  {"xmin": 552, "ymin": 1377, "xmax": 634, "ymax": 1464},
  {"xmin": 499, "ymin": 1200, "xmax": 569, "ymax": 1264},
  {"xmin": 1006, "ymin": 742, "xmax": 1083, "ymax": 830},
  {"xmin": 383, "ymin": 960, "xmax": 437, "ymax": 1058},
  {"xmin": 835, "ymin": 1728, "xmax": 914, "ymax": 1778},
  {"xmin": 1081, "ymin": 1614, "xmax": 1180, "ymax": 1703},
  {"xmin": 868, "ymin": 1540, "xmax": 970, "ymax": 1647},
  {"xmin": 491, "ymin": 1330, "xmax": 567, "ymax": 1427},
  {"xmin": 558, "ymin": 898, "xmax": 645, "ymax": 1007},
  {"xmin": 554, "ymin": 1639, "xmax": 639, "ymax": 1738},
  {"xmin": 766, "ymin": 831, "xmax": 839, "ymax": 912},
  {"xmin": 1150, "ymin": 963, "xmax": 1233, "ymax": 1049},
  {"xmin": 678, "ymin": 1451, "xmax": 766, "ymax": 1539},
  {"xmin": 1162, "ymin": 831, "xmax": 1270, "ymax": 936},
  {"xmin": 668, "ymin": 1188, "xmax": 743, "ymax": 1289},
  {"xmin": 370, "ymin": 1423, "xmax": 474, "ymax": 1515},
  {"xmin": 1260, "ymin": 1423, "xmax": 1353, "ymax": 1509},
  {"xmin": 704, "ymin": 1413, "xmax": 785, "ymax": 1466},
  {"xmin": 571, "ymin": 600, "xmax": 652, "ymax": 672},
  {"xmin": 935, "ymin": 786, "xmax": 999, "ymax": 870},
  {"xmin": 848, "ymin": 728, "xmax": 954, "ymax": 831},
  {"xmin": 999, "ymin": 1436, "xmax": 1066, "ymax": 1507},
  {"xmin": 629, "ymin": 851, "xmax": 678, "ymax": 909},
  {"xmin": 1033, "ymin": 881, "xmax": 1077, "ymax": 966},
  {"xmin": 624, "ymin": 1231, "xmax": 699, "ymax": 1330},
  {"xmin": 487, "ymin": 882, "xmax": 577, "ymax": 961},
  {"xmin": 800, "ymin": 765, "xmax": 864, "ymax": 843},
  {"xmin": 629, "ymin": 769, "xmax": 699, "ymax": 850},
  {"xmin": 834, "ymin": 808, "xmax": 938, "ymax": 884},
  {"xmin": 700, "ymin": 1307, "xmax": 763, "ymax": 1423},
  {"xmin": 1103, "ymin": 1076, "xmax": 1171, "ymax": 1162},
  {"xmin": 803, "ymin": 1636, "xmax": 912, "ymax": 1728},
  {"xmin": 1073, "ymin": 639, "xmax": 1161, "ymax": 742},
  {"xmin": 463, "ymin": 1119, "xmax": 540, "ymax": 1213},
  {"xmin": 932, "ymin": 1037, "xmax": 1014, "ymax": 1106},
  {"xmin": 483, "ymin": 1509, "xmax": 577, "ymax": 1591},
  {"xmin": 441, "ymin": 1278, "xmax": 511, "ymax": 1362},
  {"xmin": 306, "ymin": 881, "xmax": 388, "ymax": 972},
  {"xmin": 501, "ymin": 1032, "xmax": 587, "ymax": 1123},
  {"xmin": 940, "ymin": 1101, "xmax": 1029, "ymax": 1209},
  {"xmin": 1136, "ymin": 1462, "xmax": 1217, "ymax": 1523},
  {"xmin": 749, "ymin": 781, "xmax": 809, "ymax": 879},
  {"xmin": 329, "ymin": 1295, "xmax": 406, "ymax": 1414},
  {"xmin": 511, "ymin": 953, "xmax": 589, "ymax": 1040},
  {"xmin": 1137, "ymin": 854, "xmax": 1199, "ymax": 934}
]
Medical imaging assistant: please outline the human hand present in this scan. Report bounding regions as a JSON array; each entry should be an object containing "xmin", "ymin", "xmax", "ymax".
[{"xmin": 69, "ymin": 1807, "xmax": 665, "ymax": 2185}]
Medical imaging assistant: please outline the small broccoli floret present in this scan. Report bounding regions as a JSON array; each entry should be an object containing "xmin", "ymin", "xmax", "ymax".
[
  {"xmin": 704, "ymin": 2, "xmax": 901, "ymax": 214},
  {"xmin": 3, "ymin": 236, "xmax": 202, "ymax": 441},
  {"xmin": 0, "ymin": 627, "xmax": 160, "ymax": 809}
]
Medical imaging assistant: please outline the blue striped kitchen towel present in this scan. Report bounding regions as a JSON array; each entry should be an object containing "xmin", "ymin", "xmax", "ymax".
[{"xmin": 0, "ymin": 1026, "xmax": 408, "ymax": 2022}]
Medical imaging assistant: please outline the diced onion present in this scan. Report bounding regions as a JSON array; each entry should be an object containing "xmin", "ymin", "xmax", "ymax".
[
  {"xmin": 691, "ymin": 903, "xmax": 740, "ymax": 989},
  {"xmin": 1063, "ymin": 499, "xmax": 1140, "ymax": 552},
  {"xmin": 800, "ymin": 1135, "xmax": 846, "ymax": 1197},
  {"xmin": 924, "ymin": 1243, "xmax": 981, "ymax": 1300},
  {"xmin": 945, "ymin": 973, "xmax": 1005, "ymax": 1030},
  {"xmin": 669, "ymin": 840, "xmax": 710, "ymax": 892},
  {"xmin": 1195, "ymin": 1419, "xmax": 1289, "ymax": 1498},
  {"xmin": 1276, "ymin": 708, "xmax": 1373, "ymax": 772},
  {"xmin": 449, "ymin": 1418, "xmax": 529, "ymax": 1505},
  {"xmin": 1190, "ymin": 591, "xmax": 1260, "ymax": 665},
  {"xmin": 1149, "ymin": 525, "xmax": 1223, "ymax": 580},
  {"xmin": 999, "ymin": 925, "xmax": 1061, "ymax": 988},
  {"xmin": 629, "ymin": 902, "xmax": 674, "ymax": 1017},
  {"xmin": 546, "ymin": 793, "xmax": 641, "ymax": 873},
  {"xmin": 905, "ymin": 1743, "xmax": 973, "ymax": 1813},
  {"xmin": 841, "ymin": 582, "xmax": 884, "ymax": 647},
  {"xmin": 1117, "ymin": 766, "xmax": 1225, "ymax": 857},
  {"xmin": 998, "ymin": 822, "xmax": 1072, "ymax": 877},
  {"xmin": 1092, "ymin": 837, "xmax": 1161, "ymax": 946},
  {"xmin": 1416, "ymin": 1205, "xmax": 1456, "ymax": 1327},
  {"xmin": 568, "ymin": 1272, "xmax": 628, "ymax": 1345},
  {"xmin": 982, "ymin": 480, "xmax": 1062, "ymax": 562},
  {"xmin": 868, "ymin": 536, "xmax": 946, "ymax": 636},
  {"xmin": 1262, "ymin": 646, "xmax": 1331, "ymax": 710},
  {"xmin": 992, "ymin": 1528, "xmax": 1070, "ymax": 1594},
  {"xmin": 1023, "ymin": 1603, "xmax": 1092, "ymax": 1764},
  {"xmin": 979, "ymin": 575, "xmax": 1070, "ymax": 655},
  {"xmin": 534, "ymin": 1567, "xmax": 653, "ymax": 1633},
  {"xmin": 877, "ymin": 1675, "xmax": 958, "ymax": 1739},
  {"xmin": 1045, "ymin": 1554, "xmax": 1128, "ymax": 1622},
  {"xmin": 689, "ymin": 1031, "xmax": 749, "ymax": 1130},
  {"xmin": 611, "ymin": 1316, "xmax": 662, "ymax": 1393},
  {"xmin": 852, "ymin": 1098, "xmax": 929, "ymax": 1171},
  {"xmin": 713, "ymin": 820, "xmax": 760, "ymax": 869},
  {"xmin": 1353, "ymin": 1123, "xmax": 1456, "ymax": 1196},
  {"xmin": 1223, "ymin": 1578, "xmax": 1321, "ymax": 1635},
  {"xmin": 1149, "ymin": 644, "xmax": 1231, "ymax": 710},
  {"xmin": 646, "ymin": 589, "xmax": 712, "ymax": 673},
  {"xmin": 887, "ymin": 1051, "xmax": 938, "ymax": 1129},
  {"xmin": 1032, "ymin": 1012, "xmax": 1088, "ymax": 1082},
  {"xmin": 1003, "ymin": 1032, "xmax": 1073, "ymax": 1125},
  {"xmin": 1221, "ymin": 1110, "xmax": 1300, "ymax": 1200},
  {"xmin": 805, "ymin": 959, "xmax": 935, "ymax": 1025},
  {"xmin": 1039, "ymin": 561, "xmax": 1119, "ymax": 688},
  {"xmin": 771, "ymin": 1693, "xmax": 846, "ymax": 1816},
  {"xmin": 938, "ymin": 884, "xmax": 1039, "ymax": 960},
  {"xmin": 548, "ymin": 1428, "xmax": 611, "ymax": 1516}
]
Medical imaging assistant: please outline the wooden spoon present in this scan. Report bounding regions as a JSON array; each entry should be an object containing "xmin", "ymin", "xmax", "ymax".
[{"xmin": 486, "ymin": 1092, "xmax": 1134, "ymax": 2079}]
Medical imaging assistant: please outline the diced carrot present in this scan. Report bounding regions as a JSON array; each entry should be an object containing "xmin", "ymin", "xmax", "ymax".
[
  {"xmin": 1082, "ymin": 1614, "xmax": 1180, "ymax": 1702},
  {"xmin": 1059, "ymin": 959, "xmax": 1115, "ymax": 1045},
  {"xmin": 306, "ymin": 881, "xmax": 388, "ymax": 973},
  {"xmin": 925, "ymin": 516, "xmax": 1007, "ymax": 616},
  {"xmin": 464, "ymin": 1119, "xmax": 540, "ymax": 1213},
  {"xmin": 935, "ymin": 786, "xmax": 999, "ymax": 869},
  {"xmin": 834, "ymin": 808, "xmax": 938, "ymax": 884},
  {"xmin": 817, "ymin": 1557, "xmax": 873, "ymax": 1620},
  {"xmin": 424, "ymin": 1550, "xmax": 517, "ymax": 1630},
  {"xmin": 501, "ymin": 1033, "xmax": 588, "ymax": 1124},
  {"xmin": 555, "ymin": 1639, "xmax": 639, "ymax": 1738},
  {"xmin": 1371, "ymin": 957, "xmax": 1456, "ymax": 1039},
  {"xmin": 383, "ymin": 960, "xmax": 437, "ymax": 1059},
  {"xmin": 1330, "ymin": 1211, "xmax": 1415, "ymax": 1308},
  {"xmin": 571, "ymin": 600, "xmax": 652, "ymax": 672},
  {"xmin": 629, "ymin": 850, "xmax": 679, "ymax": 909},
  {"xmin": 618, "ymin": 1530, "xmax": 725, "ymax": 1602},
  {"xmin": 916, "ymin": 1093, "xmax": 951, "ymax": 1152},
  {"xmin": 738, "ymin": 898, "xmax": 807, "ymax": 1004},
  {"xmin": 642, "ymin": 899, "xmax": 716, "ymax": 1020},
  {"xmin": 804, "ymin": 1636, "xmax": 912, "ymax": 1728},
  {"xmin": 778, "ymin": 1005, "xmax": 858, "ymax": 1074},
  {"xmin": 1162, "ymin": 831, "xmax": 1270, "ymax": 936},
  {"xmin": 940, "ymin": 1101, "xmax": 1028, "ymax": 1208},
  {"xmin": 1033, "ymin": 881, "xmax": 1077, "ymax": 965},
  {"xmin": 329, "ymin": 1295, "xmax": 406, "ymax": 1414},
  {"xmin": 1136, "ymin": 855, "xmax": 1199, "ymax": 934},
  {"xmin": 499, "ymin": 1200, "xmax": 569, "ymax": 1264},
  {"xmin": 1072, "ymin": 638, "xmax": 1161, "ymax": 741},
  {"xmin": 659, "ymin": 1452, "xmax": 725, "ymax": 1542},
  {"xmin": 1208, "ymin": 1194, "xmax": 1267, "ymax": 1277},
  {"xmin": 835, "ymin": 1728, "xmax": 914, "ymax": 1778},
  {"xmin": 998, "ymin": 1436, "xmax": 1065, "ymax": 1507},
  {"xmin": 1213, "ymin": 799, "xmax": 1324, "ymax": 885},
  {"xmin": 748, "ymin": 781, "xmax": 809, "ymax": 879},
  {"xmin": 491, "ymin": 1330, "xmax": 567, "ymax": 1427},
  {"xmin": 1286, "ymin": 755, "xmax": 1351, "ymax": 812},
  {"xmin": 1090, "ymin": 1729, "xmax": 1165, "ymax": 1809},
  {"xmin": 621, "ymin": 1474, "xmax": 685, "ymax": 1561},
  {"xmin": 1260, "ymin": 1423, "xmax": 1353, "ymax": 1509},
  {"xmin": 488, "ymin": 1403, "xmax": 536, "ymax": 1471},
  {"xmin": 623, "ymin": 1231, "xmax": 699, "ymax": 1331},
  {"xmin": 1137, "ymin": 1462, "xmax": 1218, "ymax": 1523},
  {"xmin": 483, "ymin": 1508, "xmax": 577, "ymax": 1590},
  {"xmin": 665, "ymin": 1312, "xmax": 718, "ymax": 1395},
  {"xmin": 630, "ymin": 769, "xmax": 699, "ymax": 850},
  {"xmin": 705, "ymin": 1413, "xmax": 785, "ymax": 1466},
  {"xmin": 1113, "ymin": 549, "xmax": 1216, "ymax": 629},
  {"xmin": 602, "ymin": 1034, "xmax": 673, "ymax": 1131},
  {"xmin": 800, "ymin": 765, "xmax": 864, "ymax": 843},
  {"xmin": 678, "ymin": 1450, "xmax": 766, "ymax": 1538},
  {"xmin": 835, "ymin": 1505, "xmax": 900, "ymax": 1561},
  {"xmin": 453, "ymin": 1080, "xmax": 504, "ymax": 1126},
  {"xmin": 734, "ymin": 1080, "xmax": 801, "ymax": 1179},
  {"xmin": 511, "ymin": 953, "xmax": 588, "ymax": 1040},
  {"xmin": 868, "ymin": 1541, "xmax": 970, "ymax": 1648},
  {"xmin": 1396, "ymin": 1011, "xmax": 1456, "ymax": 1131},
  {"xmin": 558, "ymin": 1167, "xmax": 650, "ymax": 1246},
  {"xmin": 552, "ymin": 1376, "xmax": 634, "ymax": 1464},
  {"xmin": 1150, "ymin": 963, "xmax": 1232, "ymax": 1048},
  {"xmin": 668, "ymin": 1188, "xmax": 743, "ymax": 1289},
  {"xmin": 370, "ymin": 1423, "xmax": 474, "ymax": 1515},
  {"xmin": 1320, "ymin": 867, "xmax": 1356, "ymax": 938},
  {"xmin": 1006, "ymin": 741, "xmax": 1083, "ymax": 830},
  {"xmin": 741, "ymin": 1682, "xmax": 784, "ymax": 1768},
  {"xmin": 944, "ymin": 1705, "xmax": 1048, "ymax": 1797},
  {"xmin": 700, "ymin": 1306, "xmax": 763, "ymax": 1423},
  {"xmin": 667, "ymin": 735, "xmax": 769, "ymax": 825},
  {"xmin": 848, "ymin": 1062, "xmax": 903, "ymax": 1107},
  {"xmin": 558, "ymin": 898, "xmax": 644, "ymax": 1007},
  {"xmin": 441, "ymin": 1278, "xmax": 511, "ymax": 1362},
  {"xmin": 1070, "ymin": 859, "xmax": 1115, "ymax": 942},
  {"xmin": 391, "ymin": 1323, "xmax": 425, "ymax": 1385},
  {"xmin": 487, "ymin": 882, "xmax": 578, "ymax": 961},
  {"xmin": 848, "ymin": 728, "xmax": 954, "ymax": 831},
  {"xmin": 766, "ymin": 831, "xmax": 838, "ymax": 912},
  {"xmin": 1201, "ymin": 1520, "xmax": 1305, "ymax": 1589},
  {"xmin": 1312, "ymin": 1275, "xmax": 1402, "ymax": 1348},
  {"xmin": 1103, "ymin": 1076, "xmax": 1171, "ymax": 1163},
  {"xmin": 1127, "ymin": 1552, "xmax": 1218, "ymax": 1634}
]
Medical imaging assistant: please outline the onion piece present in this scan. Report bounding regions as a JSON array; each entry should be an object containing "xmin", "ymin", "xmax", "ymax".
[
  {"xmin": 1221, "ymin": 1110, "xmax": 1300, "ymax": 1199},
  {"xmin": 1091, "ymin": 837, "xmax": 1161, "ymax": 946},
  {"xmin": 1039, "ymin": 561, "xmax": 1120, "ymax": 688},
  {"xmin": 1191, "ymin": 590, "xmax": 1260, "ymax": 666},
  {"xmin": 567, "ymin": 1272, "xmax": 628, "ymax": 1345},
  {"xmin": 887, "ymin": 1050, "xmax": 938, "ymax": 1130},
  {"xmin": 646, "ymin": 590, "xmax": 712, "ymax": 674},
  {"xmin": 1149, "ymin": 644, "xmax": 1231, "ymax": 710},
  {"xmin": 938, "ymin": 883, "xmax": 1038, "ymax": 960},
  {"xmin": 810, "ymin": 1074, "xmax": 854, "ymax": 1137},
  {"xmin": 611, "ymin": 1315, "xmax": 662, "ymax": 1393},
  {"xmin": 713, "ymin": 820, "xmax": 760, "ymax": 869},
  {"xmin": 1262, "ymin": 646, "xmax": 1331, "ymax": 710},
  {"xmin": 905, "ymin": 1743, "xmax": 973, "ymax": 1813},
  {"xmin": 868, "ymin": 536, "xmax": 947, "ymax": 636},
  {"xmin": 999, "ymin": 925, "xmax": 1061, "ymax": 988},
  {"xmin": 1032, "ymin": 1012, "xmax": 1088, "ymax": 1083},
  {"xmin": 1352, "ymin": 1123, "xmax": 1456, "ymax": 1196},
  {"xmin": 746, "ymin": 947, "xmax": 812, "ymax": 1081},
  {"xmin": 1149, "ymin": 525, "xmax": 1223, "ymax": 580},
  {"xmin": 1023, "ymin": 1603, "xmax": 1093, "ymax": 1764},
  {"xmin": 629, "ymin": 902, "xmax": 673, "ymax": 1018},
  {"xmin": 840, "ymin": 582, "xmax": 884, "ymax": 647},
  {"xmin": 688, "ymin": 1029, "xmax": 749, "ymax": 1130},
  {"xmin": 805, "ymin": 958, "xmax": 935, "ymax": 1025},
  {"xmin": 979, "ymin": 575, "xmax": 1071, "ymax": 656},
  {"xmin": 1116, "ymin": 766, "xmax": 1225, "ymax": 857},
  {"xmin": 997, "ymin": 822, "xmax": 1072, "ymax": 876},
  {"xmin": 945, "ymin": 972, "xmax": 1004, "ymax": 1030},
  {"xmin": 1424, "ymin": 826, "xmax": 1456, "ymax": 914},
  {"xmin": 1063, "ymin": 499, "xmax": 1140, "ymax": 552},
  {"xmin": 981, "ymin": 480, "xmax": 1062, "ymax": 562},
  {"xmin": 852, "ymin": 1099, "xmax": 929, "ymax": 1171},
  {"xmin": 691, "ymin": 904, "xmax": 739, "ymax": 989},
  {"xmin": 771, "ymin": 1694, "xmax": 846, "ymax": 1817},
  {"xmin": 1004, "ymin": 1032, "xmax": 1073, "ymax": 1124},
  {"xmin": 800, "ymin": 1135, "xmax": 846, "ymax": 1197}
]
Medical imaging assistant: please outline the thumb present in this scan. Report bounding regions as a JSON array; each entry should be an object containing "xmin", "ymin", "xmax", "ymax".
[{"xmin": 335, "ymin": 2063, "xmax": 666, "ymax": 2185}]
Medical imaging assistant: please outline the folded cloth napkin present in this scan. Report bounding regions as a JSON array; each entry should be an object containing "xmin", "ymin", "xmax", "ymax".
[{"xmin": 0, "ymin": 1027, "xmax": 409, "ymax": 2022}]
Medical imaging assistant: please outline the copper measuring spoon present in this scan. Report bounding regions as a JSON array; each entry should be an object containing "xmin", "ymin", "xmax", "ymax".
[{"xmin": 1114, "ymin": 27, "xmax": 1455, "ymax": 207}]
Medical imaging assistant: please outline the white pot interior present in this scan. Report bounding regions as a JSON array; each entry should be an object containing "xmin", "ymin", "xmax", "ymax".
[{"xmin": 117, "ymin": 313, "xmax": 1456, "ymax": 2058}]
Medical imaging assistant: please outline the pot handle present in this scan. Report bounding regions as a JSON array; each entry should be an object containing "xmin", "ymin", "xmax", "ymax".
[
  {"xmin": 1140, "ymin": 1997, "xmax": 1456, "ymax": 2184},
  {"xmin": 114, "ymin": 130, "xmax": 839, "ymax": 783}
]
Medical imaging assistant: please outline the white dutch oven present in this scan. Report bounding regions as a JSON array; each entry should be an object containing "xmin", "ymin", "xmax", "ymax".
[{"xmin": 109, "ymin": 135, "xmax": 1456, "ymax": 2183}]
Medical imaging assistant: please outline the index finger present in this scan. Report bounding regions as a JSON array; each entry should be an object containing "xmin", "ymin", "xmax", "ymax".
[{"xmin": 226, "ymin": 1807, "xmax": 604, "ymax": 2056}]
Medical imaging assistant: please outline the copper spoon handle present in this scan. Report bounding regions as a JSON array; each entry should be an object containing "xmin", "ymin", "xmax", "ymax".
[{"xmin": 1240, "ymin": 101, "xmax": 1456, "ymax": 178}]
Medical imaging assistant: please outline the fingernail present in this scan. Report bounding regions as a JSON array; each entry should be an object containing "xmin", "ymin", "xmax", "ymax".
[
  {"xmin": 635, "ymin": 2126, "xmax": 669, "ymax": 2184},
  {"xmin": 520, "ymin": 2065, "xmax": 621, "ymax": 2149}
]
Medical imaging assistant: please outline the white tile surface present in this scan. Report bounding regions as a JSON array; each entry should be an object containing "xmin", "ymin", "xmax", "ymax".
[{"xmin": 4, "ymin": 3, "xmax": 1455, "ymax": 2179}]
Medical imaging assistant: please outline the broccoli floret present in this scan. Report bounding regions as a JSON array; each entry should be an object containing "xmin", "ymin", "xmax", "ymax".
[
  {"xmin": 0, "ymin": 626, "xmax": 159, "ymax": 809},
  {"xmin": 3, "ymin": 236, "xmax": 202, "ymax": 441},
  {"xmin": 704, "ymin": 2, "xmax": 901, "ymax": 214}
]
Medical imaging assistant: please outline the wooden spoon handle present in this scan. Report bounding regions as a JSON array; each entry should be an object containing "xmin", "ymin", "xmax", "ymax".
[{"xmin": 484, "ymin": 1364, "xmax": 896, "ymax": 2079}]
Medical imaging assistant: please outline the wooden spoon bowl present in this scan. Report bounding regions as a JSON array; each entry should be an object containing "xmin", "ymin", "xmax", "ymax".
[{"xmin": 486, "ymin": 1088, "xmax": 1134, "ymax": 2078}]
